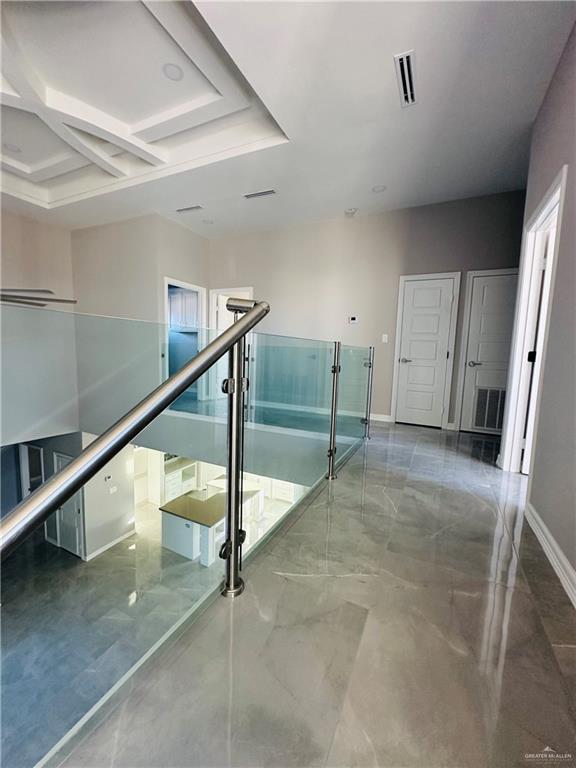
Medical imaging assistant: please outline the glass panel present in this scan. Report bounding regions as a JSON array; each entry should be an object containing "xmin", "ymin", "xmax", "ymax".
[
  {"xmin": 337, "ymin": 344, "xmax": 370, "ymax": 458},
  {"xmin": 1, "ymin": 304, "xmax": 229, "ymax": 768},
  {"xmin": 0, "ymin": 305, "xmax": 339, "ymax": 766},
  {"xmin": 249, "ymin": 331, "xmax": 333, "ymax": 433},
  {"xmin": 1, "ymin": 435, "xmax": 228, "ymax": 768}
]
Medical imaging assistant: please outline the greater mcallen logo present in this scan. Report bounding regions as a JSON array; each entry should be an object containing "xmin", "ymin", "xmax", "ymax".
[{"xmin": 524, "ymin": 745, "xmax": 573, "ymax": 763}]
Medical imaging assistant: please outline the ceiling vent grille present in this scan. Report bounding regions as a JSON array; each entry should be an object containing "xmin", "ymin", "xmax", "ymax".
[
  {"xmin": 394, "ymin": 51, "xmax": 416, "ymax": 108},
  {"xmin": 176, "ymin": 205, "xmax": 203, "ymax": 213},
  {"xmin": 244, "ymin": 189, "xmax": 276, "ymax": 199}
]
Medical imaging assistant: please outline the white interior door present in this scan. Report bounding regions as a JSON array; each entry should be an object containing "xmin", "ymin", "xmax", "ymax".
[
  {"xmin": 52, "ymin": 453, "xmax": 84, "ymax": 558},
  {"xmin": 461, "ymin": 272, "xmax": 518, "ymax": 434},
  {"xmin": 395, "ymin": 276, "xmax": 456, "ymax": 428}
]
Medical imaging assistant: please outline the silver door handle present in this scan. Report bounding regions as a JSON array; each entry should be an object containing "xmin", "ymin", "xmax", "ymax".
[
  {"xmin": 400, "ymin": 358, "xmax": 412, "ymax": 363},
  {"xmin": 467, "ymin": 361, "xmax": 483, "ymax": 367}
]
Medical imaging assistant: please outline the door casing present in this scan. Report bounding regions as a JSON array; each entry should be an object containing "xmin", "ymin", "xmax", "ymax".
[{"xmin": 498, "ymin": 166, "xmax": 567, "ymax": 474}]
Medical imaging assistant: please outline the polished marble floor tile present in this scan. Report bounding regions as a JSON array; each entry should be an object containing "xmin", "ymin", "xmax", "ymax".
[{"xmin": 47, "ymin": 424, "xmax": 576, "ymax": 768}]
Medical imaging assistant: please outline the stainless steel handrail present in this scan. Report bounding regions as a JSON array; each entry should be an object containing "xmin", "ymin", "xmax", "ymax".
[{"xmin": 0, "ymin": 299, "xmax": 270, "ymax": 559}]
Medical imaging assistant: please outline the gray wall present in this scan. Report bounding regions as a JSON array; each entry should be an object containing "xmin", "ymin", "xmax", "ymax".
[
  {"xmin": 1, "ymin": 210, "xmax": 74, "ymax": 300},
  {"xmin": 72, "ymin": 214, "xmax": 210, "ymax": 322},
  {"xmin": 1, "ymin": 446, "xmax": 21, "ymax": 518},
  {"xmin": 1, "ymin": 213, "xmax": 80, "ymax": 445},
  {"xmin": 525, "ymin": 26, "xmax": 576, "ymax": 569},
  {"xmin": 209, "ymin": 191, "xmax": 525, "ymax": 417}
]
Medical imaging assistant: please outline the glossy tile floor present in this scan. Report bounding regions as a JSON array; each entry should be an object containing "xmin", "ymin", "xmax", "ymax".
[
  {"xmin": 55, "ymin": 425, "xmax": 576, "ymax": 768},
  {"xmin": 1, "ymin": 496, "xmax": 292, "ymax": 768}
]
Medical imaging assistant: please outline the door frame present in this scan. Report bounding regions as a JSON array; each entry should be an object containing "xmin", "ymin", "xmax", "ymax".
[
  {"xmin": 209, "ymin": 286, "xmax": 254, "ymax": 330},
  {"xmin": 18, "ymin": 444, "xmax": 44, "ymax": 498},
  {"xmin": 498, "ymin": 165, "xmax": 567, "ymax": 474},
  {"xmin": 453, "ymin": 268, "xmax": 519, "ymax": 432},
  {"xmin": 391, "ymin": 272, "xmax": 461, "ymax": 430}
]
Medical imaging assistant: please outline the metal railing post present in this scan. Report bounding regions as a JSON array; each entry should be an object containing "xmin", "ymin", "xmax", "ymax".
[
  {"xmin": 326, "ymin": 341, "xmax": 341, "ymax": 480},
  {"xmin": 363, "ymin": 346, "xmax": 375, "ymax": 439},
  {"xmin": 221, "ymin": 315, "xmax": 247, "ymax": 597}
]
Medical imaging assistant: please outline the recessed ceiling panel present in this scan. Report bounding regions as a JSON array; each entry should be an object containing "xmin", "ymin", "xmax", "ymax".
[
  {"xmin": 1, "ymin": 105, "xmax": 74, "ymax": 164},
  {"xmin": 3, "ymin": 1, "xmax": 220, "ymax": 124}
]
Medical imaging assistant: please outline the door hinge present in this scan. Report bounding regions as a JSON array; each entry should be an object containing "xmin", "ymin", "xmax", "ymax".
[
  {"xmin": 527, "ymin": 350, "xmax": 537, "ymax": 364},
  {"xmin": 446, "ymin": 350, "xmax": 450, "ymax": 360}
]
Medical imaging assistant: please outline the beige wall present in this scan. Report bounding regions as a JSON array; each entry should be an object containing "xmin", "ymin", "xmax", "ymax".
[
  {"xmin": 1, "ymin": 211, "xmax": 79, "ymax": 444},
  {"xmin": 1, "ymin": 209, "xmax": 74, "ymax": 299},
  {"xmin": 524, "ymin": 26, "xmax": 576, "ymax": 568},
  {"xmin": 72, "ymin": 215, "xmax": 210, "ymax": 322},
  {"xmin": 209, "ymin": 191, "xmax": 525, "ymax": 417}
]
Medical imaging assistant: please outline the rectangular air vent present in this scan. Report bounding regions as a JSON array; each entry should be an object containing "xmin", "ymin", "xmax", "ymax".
[
  {"xmin": 474, "ymin": 388, "xmax": 506, "ymax": 431},
  {"xmin": 394, "ymin": 50, "xmax": 416, "ymax": 108},
  {"xmin": 176, "ymin": 205, "xmax": 203, "ymax": 213},
  {"xmin": 244, "ymin": 189, "xmax": 276, "ymax": 199}
]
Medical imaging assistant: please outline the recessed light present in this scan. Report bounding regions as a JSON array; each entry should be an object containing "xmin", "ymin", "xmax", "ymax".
[
  {"xmin": 202, "ymin": 219, "xmax": 214, "ymax": 225},
  {"xmin": 162, "ymin": 63, "xmax": 184, "ymax": 82},
  {"xmin": 2, "ymin": 142, "xmax": 21, "ymax": 154},
  {"xmin": 345, "ymin": 208, "xmax": 358, "ymax": 218},
  {"xmin": 372, "ymin": 185, "xmax": 387, "ymax": 193}
]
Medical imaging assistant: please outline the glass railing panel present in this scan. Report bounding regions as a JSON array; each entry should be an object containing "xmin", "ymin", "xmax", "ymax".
[
  {"xmin": 1, "ymin": 429, "xmax": 230, "ymax": 768},
  {"xmin": 337, "ymin": 344, "xmax": 370, "ymax": 457},
  {"xmin": 1, "ymin": 307, "xmax": 363, "ymax": 766},
  {"xmin": 248, "ymin": 331, "xmax": 333, "ymax": 433}
]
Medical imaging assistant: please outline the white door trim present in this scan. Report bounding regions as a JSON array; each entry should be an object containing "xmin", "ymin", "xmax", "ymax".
[
  {"xmin": 453, "ymin": 268, "xmax": 519, "ymax": 431},
  {"xmin": 209, "ymin": 286, "xmax": 254, "ymax": 330},
  {"xmin": 498, "ymin": 165, "xmax": 567, "ymax": 473},
  {"xmin": 391, "ymin": 272, "xmax": 461, "ymax": 429}
]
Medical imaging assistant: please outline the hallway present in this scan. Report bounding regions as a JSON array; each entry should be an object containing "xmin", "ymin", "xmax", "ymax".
[{"xmin": 57, "ymin": 425, "xmax": 576, "ymax": 768}]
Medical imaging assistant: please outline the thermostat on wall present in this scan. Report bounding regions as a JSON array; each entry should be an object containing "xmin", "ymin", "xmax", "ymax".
[{"xmin": 348, "ymin": 315, "xmax": 359, "ymax": 325}]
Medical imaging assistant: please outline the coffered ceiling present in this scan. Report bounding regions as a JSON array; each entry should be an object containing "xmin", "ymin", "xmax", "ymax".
[
  {"xmin": 1, "ymin": 1, "xmax": 575, "ymax": 235},
  {"xmin": 0, "ymin": 1, "xmax": 285, "ymax": 206}
]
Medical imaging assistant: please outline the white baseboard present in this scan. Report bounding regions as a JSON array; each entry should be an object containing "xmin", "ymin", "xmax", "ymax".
[
  {"xmin": 370, "ymin": 413, "xmax": 393, "ymax": 423},
  {"xmin": 84, "ymin": 529, "xmax": 134, "ymax": 562},
  {"xmin": 525, "ymin": 501, "xmax": 576, "ymax": 610},
  {"xmin": 445, "ymin": 422, "xmax": 458, "ymax": 432}
]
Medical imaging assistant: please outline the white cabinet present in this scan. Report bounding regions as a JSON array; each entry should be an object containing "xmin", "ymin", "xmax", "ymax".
[
  {"xmin": 161, "ymin": 513, "xmax": 200, "ymax": 561},
  {"xmin": 163, "ymin": 458, "xmax": 198, "ymax": 502}
]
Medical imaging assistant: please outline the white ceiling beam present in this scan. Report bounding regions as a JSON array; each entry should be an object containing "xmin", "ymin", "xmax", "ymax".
[
  {"xmin": 0, "ymin": 12, "xmax": 165, "ymax": 178},
  {"xmin": 44, "ymin": 89, "xmax": 166, "ymax": 166}
]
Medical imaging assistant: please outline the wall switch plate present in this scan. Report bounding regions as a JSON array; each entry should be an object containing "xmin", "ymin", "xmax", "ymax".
[
  {"xmin": 382, "ymin": 334, "xmax": 389, "ymax": 343},
  {"xmin": 348, "ymin": 315, "xmax": 359, "ymax": 325}
]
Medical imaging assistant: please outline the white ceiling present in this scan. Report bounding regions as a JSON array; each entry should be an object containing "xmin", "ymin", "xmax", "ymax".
[{"xmin": 2, "ymin": 1, "xmax": 575, "ymax": 236}]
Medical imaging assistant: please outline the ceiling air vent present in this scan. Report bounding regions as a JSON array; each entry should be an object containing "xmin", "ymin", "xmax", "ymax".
[
  {"xmin": 244, "ymin": 189, "xmax": 276, "ymax": 199},
  {"xmin": 176, "ymin": 204, "xmax": 203, "ymax": 213},
  {"xmin": 394, "ymin": 50, "xmax": 416, "ymax": 108}
]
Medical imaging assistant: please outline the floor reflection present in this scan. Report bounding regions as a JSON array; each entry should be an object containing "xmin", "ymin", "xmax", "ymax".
[{"xmin": 30, "ymin": 425, "xmax": 576, "ymax": 768}]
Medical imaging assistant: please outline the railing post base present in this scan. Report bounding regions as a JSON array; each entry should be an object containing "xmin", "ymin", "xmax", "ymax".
[{"xmin": 222, "ymin": 578, "xmax": 245, "ymax": 598}]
